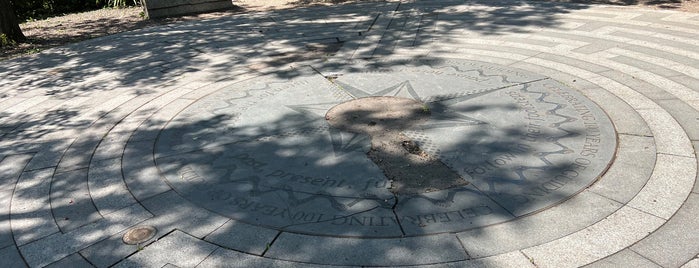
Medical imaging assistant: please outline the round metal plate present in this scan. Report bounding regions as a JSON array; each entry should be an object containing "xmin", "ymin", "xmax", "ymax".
[{"xmin": 122, "ymin": 226, "xmax": 157, "ymax": 245}]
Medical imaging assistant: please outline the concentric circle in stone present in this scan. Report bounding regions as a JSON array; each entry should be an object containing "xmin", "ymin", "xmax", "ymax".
[{"xmin": 154, "ymin": 59, "xmax": 616, "ymax": 237}]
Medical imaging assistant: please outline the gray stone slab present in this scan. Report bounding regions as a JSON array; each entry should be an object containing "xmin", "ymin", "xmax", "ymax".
[
  {"xmin": 203, "ymin": 220, "xmax": 279, "ymax": 255},
  {"xmin": 199, "ymin": 247, "xmax": 350, "ymax": 268},
  {"xmin": 0, "ymin": 154, "xmax": 33, "ymax": 248},
  {"xmin": 80, "ymin": 201, "xmax": 232, "ymax": 267},
  {"xmin": 88, "ymin": 158, "xmax": 138, "ymax": 215},
  {"xmin": 92, "ymin": 139, "xmax": 127, "ymax": 161},
  {"xmin": 588, "ymin": 134, "xmax": 655, "ymax": 204},
  {"xmin": 627, "ymin": 153, "xmax": 695, "ymax": 220},
  {"xmin": 522, "ymin": 206, "xmax": 666, "ymax": 267},
  {"xmin": 20, "ymin": 203, "xmax": 152, "ymax": 268},
  {"xmin": 657, "ymin": 99, "xmax": 699, "ymax": 141},
  {"xmin": 585, "ymin": 249, "xmax": 660, "ymax": 268},
  {"xmin": 122, "ymin": 141, "xmax": 171, "ymax": 200},
  {"xmin": 24, "ymin": 139, "xmax": 72, "ymax": 171},
  {"xmin": 536, "ymin": 52, "xmax": 610, "ymax": 74},
  {"xmin": 624, "ymin": 44, "xmax": 699, "ymax": 70},
  {"xmin": 610, "ymin": 55, "xmax": 684, "ymax": 78},
  {"xmin": 613, "ymin": 30, "xmax": 699, "ymax": 52},
  {"xmin": 11, "ymin": 168, "xmax": 61, "ymax": 246},
  {"xmin": 139, "ymin": 190, "xmax": 228, "ymax": 238},
  {"xmin": 50, "ymin": 168, "xmax": 102, "ymax": 232},
  {"xmin": 444, "ymin": 42, "xmax": 542, "ymax": 58},
  {"xmin": 684, "ymin": 258, "xmax": 699, "ymax": 268},
  {"xmin": 265, "ymin": 232, "xmax": 468, "ymax": 266},
  {"xmin": 631, "ymin": 193, "xmax": 699, "ymax": 267},
  {"xmin": 671, "ymin": 75, "xmax": 699, "ymax": 94},
  {"xmin": 0, "ymin": 246, "xmax": 28, "ymax": 268},
  {"xmin": 44, "ymin": 253, "xmax": 94, "ymax": 268},
  {"xmin": 457, "ymin": 190, "xmax": 621, "ymax": 258},
  {"xmin": 80, "ymin": 229, "xmax": 143, "ymax": 268},
  {"xmin": 113, "ymin": 230, "xmax": 218, "ymax": 268},
  {"xmin": 571, "ymin": 41, "xmax": 620, "ymax": 55},
  {"xmin": 600, "ymin": 70, "xmax": 676, "ymax": 101},
  {"xmin": 55, "ymin": 138, "xmax": 100, "ymax": 174},
  {"xmin": 128, "ymin": 119, "xmax": 166, "ymax": 142}
]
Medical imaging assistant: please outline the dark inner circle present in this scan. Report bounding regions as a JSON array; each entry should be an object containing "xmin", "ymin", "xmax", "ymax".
[{"xmin": 325, "ymin": 96, "xmax": 468, "ymax": 195}]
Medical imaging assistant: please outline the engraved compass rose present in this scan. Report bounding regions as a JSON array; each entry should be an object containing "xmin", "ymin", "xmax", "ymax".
[{"xmin": 155, "ymin": 59, "xmax": 616, "ymax": 236}]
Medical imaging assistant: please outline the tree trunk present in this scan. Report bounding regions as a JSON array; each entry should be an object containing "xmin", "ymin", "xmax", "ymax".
[{"xmin": 0, "ymin": 0, "xmax": 25, "ymax": 44}]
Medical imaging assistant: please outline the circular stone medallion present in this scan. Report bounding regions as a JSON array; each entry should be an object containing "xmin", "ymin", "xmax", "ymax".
[{"xmin": 154, "ymin": 59, "xmax": 616, "ymax": 237}]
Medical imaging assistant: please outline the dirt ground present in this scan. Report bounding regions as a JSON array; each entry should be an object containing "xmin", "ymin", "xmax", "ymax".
[{"xmin": 1, "ymin": 0, "xmax": 698, "ymax": 61}]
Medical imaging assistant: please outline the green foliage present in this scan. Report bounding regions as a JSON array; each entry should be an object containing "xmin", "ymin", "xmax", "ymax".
[
  {"xmin": 11, "ymin": 0, "xmax": 140, "ymax": 22},
  {"xmin": 0, "ymin": 34, "xmax": 17, "ymax": 48}
]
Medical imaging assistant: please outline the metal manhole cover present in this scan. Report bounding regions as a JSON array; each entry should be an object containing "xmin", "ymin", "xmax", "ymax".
[{"xmin": 122, "ymin": 226, "xmax": 157, "ymax": 245}]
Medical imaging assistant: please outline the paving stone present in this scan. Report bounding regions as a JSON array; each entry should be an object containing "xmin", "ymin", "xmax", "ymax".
[
  {"xmin": 88, "ymin": 158, "xmax": 138, "ymax": 215},
  {"xmin": 588, "ymin": 134, "xmax": 655, "ymax": 204},
  {"xmin": 522, "ymin": 206, "xmax": 666, "ymax": 268},
  {"xmin": 602, "ymin": 62, "xmax": 699, "ymax": 107},
  {"xmin": 122, "ymin": 140, "xmax": 171, "ymax": 200},
  {"xmin": 614, "ymin": 31, "xmax": 699, "ymax": 53},
  {"xmin": 622, "ymin": 44, "xmax": 699, "ymax": 71},
  {"xmin": 23, "ymin": 139, "xmax": 72, "ymax": 171},
  {"xmin": 631, "ymin": 193, "xmax": 699, "ymax": 267},
  {"xmin": 20, "ymin": 203, "xmax": 152, "ymax": 268},
  {"xmin": 627, "ymin": 154, "xmax": 696, "ymax": 220},
  {"xmin": 684, "ymin": 258, "xmax": 699, "ymax": 268},
  {"xmin": 657, "ymin": 99, "xmax": 699, "ymax": 141},
  {"xmin": 0, "ymin": 246, "xmax": 28, "ymax": 268},
  {"xmin": 571, "ymin": 40, "xmax": 620, "ymax": 54},
  {"xmin": 11, "ymin": 168, "xmax": 61, "ymax": 246},
  {"xmin": 637, "ymin": 109, "xmax": 694, "ymax": 157},
  {"xmin": 599, "ymin": 70, "xmax": 676, "ymax": 101},
  {"xmin": 139, "ymin": 190, "xmax": 228, "ymax": 238},
  {"xmin": 0, "ymin": 154, "xmax": 33, "ymax": 248},
  {"xmin": 585, "ymin": 249, "xmax": 660, "ymax": 268},
  {"xmin": 672, "ymin": 75, "xmax": 699, "ymax": 94},
  {"xmin": 204, "ymin": 220, "xmax": 279, "ymax": 255},
  {"xmin": 609, "ymin": 54, "xmax": 684, "ymax": 78},
  {"xmin": 55, "ymin": 139, "xmax": 100, "ymax": 174},
  {"xmin": 80, "ymin": 225, "xmax": 150, "ymax": 268},
  {"xmin": 50, "ymin": 168, "xmax": 102, "ymax": 232},
  {"xmin": 91, "ymin": 139, "xmax": 128, "ymax": 161},
  {"xmin": 265, "ymin": 232, "xmax": 468, "ymax": 266},
  {"xmin": 537, "ymin": 53, "xmax": 611, "ymax": 75},
  {"xmin": 457, "ymin": 191, "xmax": 621, "ymax": 258},
  {"xmin": 44, "ymin": 253, "xmax": 94, "ymax": 268},
  {"xmin": 113, "ymin": 230, "xmax": 218, "ymax": 268},
  {"xmin": 2, "ymin": 96, "xmax": 51, "ymax": 114},
  {"xmin": 199, "ymin": 247, "xmax": 353, "ymax": 268}
]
